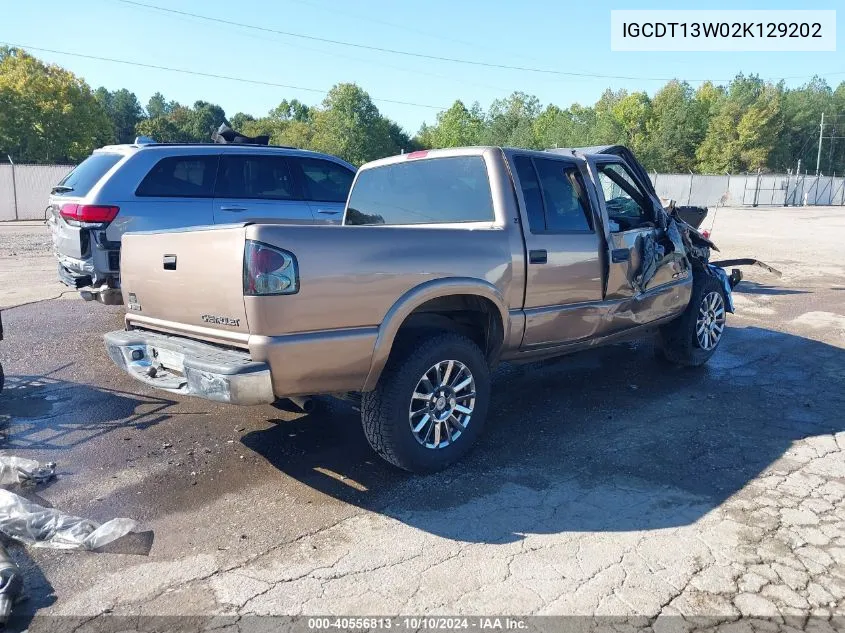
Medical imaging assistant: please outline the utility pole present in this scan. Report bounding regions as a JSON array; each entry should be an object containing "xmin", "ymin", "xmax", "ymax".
[
  {"xmin": 816, "ymin": 112, "xmax": 825, "ymax": 175},
  {"xmin": 7, "ymin": 155, "xmax": 17, "ymax": 221}
]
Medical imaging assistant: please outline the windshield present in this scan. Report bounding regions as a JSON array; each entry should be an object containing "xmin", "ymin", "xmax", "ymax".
[{"xmin": 53, "ymin": 153, "xmax": 123, "ymax": 197}]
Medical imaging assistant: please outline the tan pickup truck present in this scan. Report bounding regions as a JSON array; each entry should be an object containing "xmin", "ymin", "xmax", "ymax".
[{"xmin": 104, "ymin": 145, "xmax": 772, "ymax": 472}]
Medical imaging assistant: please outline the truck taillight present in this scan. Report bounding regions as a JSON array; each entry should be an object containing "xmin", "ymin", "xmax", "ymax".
[
  {"xmin": 243, "ymin": 240, "xmax": 298, "ymax": 296},
  {"xmin": 60, "ymin": 204, "xmax": 120, "ymax": 223}
]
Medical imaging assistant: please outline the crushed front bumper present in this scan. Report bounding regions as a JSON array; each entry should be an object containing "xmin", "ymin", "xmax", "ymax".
[{"xmin": 104, "ymin": 329, "xmax": 275, "ymax": 405}]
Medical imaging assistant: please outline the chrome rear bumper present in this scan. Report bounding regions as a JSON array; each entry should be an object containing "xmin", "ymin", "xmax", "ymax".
[{"xmin": 104, "ymin": 329, "xmax": 274, "ymax": 405}]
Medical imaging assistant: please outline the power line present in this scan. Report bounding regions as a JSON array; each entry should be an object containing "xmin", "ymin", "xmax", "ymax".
[
  {"xmin": 115, "ymin": 0, "xmax": 745, "ymax": 83},
  {"xmin": 0, "ymin": 43, "xmax": 448, "ymax": 110}
]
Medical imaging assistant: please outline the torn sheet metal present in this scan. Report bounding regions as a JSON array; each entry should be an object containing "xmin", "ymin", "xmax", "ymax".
[
  {"xmin": 633, "ymin": 232, "xmax": 665, "ymax": 293},
  {"xmin": 0, "ymin": 456, "xmax": 56, "ymax": 487},
  {"xmin": 0, "ymin": 488, "xmax": 138, "ymax": 550},
  {"xmin": 708, "ymin": 264, "xmax": 735, "ymax": 313},
  {"xmin": 632, "ymin": 217, "xmax": 688, "ymax": 293},
  {"xmin": 711, "ymin": 258, "xmax": 783, "ymax": 278}
]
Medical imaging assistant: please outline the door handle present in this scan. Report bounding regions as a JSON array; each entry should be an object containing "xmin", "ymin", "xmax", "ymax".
[
  {"xmin": 220, "ymin": 205, "xmax": 247, "ymax": 212},
  {"xmin": 316, "ymin": 209, "xmax": 340, "ymax": 215},
  {"xmin": 611, "ymin": 248, "xmax": 630, "ymax": 263},
  {"xmin": 529, "ymin": 249, "xmax": 547, "ymax": 264}
]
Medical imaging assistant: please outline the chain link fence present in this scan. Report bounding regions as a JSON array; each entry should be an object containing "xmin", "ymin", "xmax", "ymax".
[{"xmin": 1, "ymin": 163, "xmax": 844, "ymax": 222}]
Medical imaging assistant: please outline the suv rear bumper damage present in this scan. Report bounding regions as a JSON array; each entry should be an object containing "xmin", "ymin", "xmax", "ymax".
[{"xmin": 104, "ymin": 329, "xmax": 275, "ymax": 405}]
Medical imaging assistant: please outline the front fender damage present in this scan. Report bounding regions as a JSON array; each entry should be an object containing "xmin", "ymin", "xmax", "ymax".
[{"xmin": 631, "ymin": 206, "xmax": 782, "ymax": 311}]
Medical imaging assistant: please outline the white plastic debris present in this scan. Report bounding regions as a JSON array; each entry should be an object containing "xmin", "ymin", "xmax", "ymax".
[
  {"xmin": 0, "ymin": 455, "xmax": 56, "ymax": 486},
  {"xmin": 0, "ymin": 488, "xmax": 138, "ymax": 550},
  {"xmin": 0, "ymin": 455, "xmax": 140, "ymax": 551}
]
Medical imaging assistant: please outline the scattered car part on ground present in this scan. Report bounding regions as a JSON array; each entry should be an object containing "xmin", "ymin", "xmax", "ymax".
[
  {"xmin": 46, "ymin": 129, "xmax": 356, "ymax": 305},
  {"xmin": 0, "ymin": 542, "xmax": 21, "ymax": 625},
  {"xmin": 0, "ymin": 456, "xmax": 139, "ymax": 551},
  {"xmin": 0, "ymin": 489, "xmax": 138, "ymax": 551},
  {"xmin": 104, "ymin": 145, "xmax": 781, "ymax": 473},
  {"xmin": 0, "ymin": 456, "xmax": 55, "ymax": 487}
]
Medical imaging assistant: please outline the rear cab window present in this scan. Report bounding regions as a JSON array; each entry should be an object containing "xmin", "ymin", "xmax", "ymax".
[
  {"xmin": 345, "ymin": 156, "xmax": 494, "ymax": 226},
  {"xmin": 53, "ymin": 153, "xmax": 123, "ymax": 197},
  {"xmin": 136, "ymin": 155, "xmax": 218, "ymax": 198}
]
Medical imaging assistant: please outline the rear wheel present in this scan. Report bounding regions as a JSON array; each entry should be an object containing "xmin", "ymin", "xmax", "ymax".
[
  {"xmin": 657, "ymin": 269, "xmax": 727, "ymax": 366},
  {"xmin": 361, "ymin": 332, "xmax": 490, "ymax": 473}
]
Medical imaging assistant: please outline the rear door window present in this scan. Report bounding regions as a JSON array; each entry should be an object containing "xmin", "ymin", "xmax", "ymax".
[
  {"xmin": 512, "ymin": 155, "xmax": 546, "ymax": 233},
  {"xmin": 54, "ymin": 153, "xmax": 123, "ymax": 197},
  {"xmin": 514, "ymin": 155, "xmax": 593, "ymax": 233},
  {"xmin": 294, "ymin": 157, "xmax": 354, "ymax": 203},
  {"xmin": 215, "ymin": 155, "xmax": 298, "ymax": 200},
  {"xmin": 345, "ymin": 156, "xmax": 493, "ymax": 225},
  {"xmin": 533, "ymin": 158, "xmax": 593, "ymax": 232},
  {"xmin": 136, "ymin": 156, "xmax": 218, "ymax": 198}
]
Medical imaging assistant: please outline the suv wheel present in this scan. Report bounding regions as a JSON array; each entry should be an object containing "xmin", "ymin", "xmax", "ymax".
[
  {"xmin": 361, "ymin": 332, "xmax": 491, "ymax": 473},
  {"xmin": 657, "ymin": 269, "xmax": 728, "ymax": 367}
]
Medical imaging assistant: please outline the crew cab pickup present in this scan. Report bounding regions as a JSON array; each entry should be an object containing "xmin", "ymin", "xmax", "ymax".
[{"xmin": 104, "ymin": 145, "xmax": 767, "ymax": 473}]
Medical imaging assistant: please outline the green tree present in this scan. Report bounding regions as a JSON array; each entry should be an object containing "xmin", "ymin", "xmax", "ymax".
[
  {"xmin": 483, "ymin": 92, "xmax": 541, "ymax": 148},
  {"xmin": 95, "ymin": 87, "xmax": 145, "ymax": 143},
  {"xmin": 229, "ymin": 112, "xmax": 255, "ymax": 131},
  {"xmin": 641, "ymin": 80, "xmax": 708, "ymax": 172},
  {"xmin": 770, "ymin": 77, "xmax": 833, "ymax": 173},
  {"xmin": 270, "ymin": 98, "xmax": 312, "ymax": 123},
  {"xmin": 309, "ymin": 83, "xmax": 404, "ymax": 165},
  {"xmin": 696, "ymin": 75, "xmax": 783, "ymax": 172},
  {"xmin": 146, "ymin": 91, "xmax": 177, "ymax": 118},
  {"xmin": 0, "ymin": 47, "xmax": 111, "ymax": 162},
  {"xmin": 135, "ymin": 115, "xmax": 192, "ymax": 143},
  {"xmin": 417, "ymin": 100, "xmax": 484, "ymax": 148},
  {"xmin": 135, "ymin": 100, "xmax": 226, "ymax": 143},
  {"xmin": 612, "ymin": 91, "xmax": 651, "ymax": 155}
]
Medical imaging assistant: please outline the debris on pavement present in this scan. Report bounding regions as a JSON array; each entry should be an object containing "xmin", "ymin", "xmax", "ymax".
[
  {"xmin": 0, "ymin": 455, "xmax": 144, "ymax": 552},
  {"xmin": 0, "ymin": 489, "xmax": 138, "ymax": 551},
  {"xmin": 0, "ymin": 455, "xmax": 55, "ymax": 487},
  {"xmin": 0, "ymin": 542, "xmax": 21, "ymax": 624}
]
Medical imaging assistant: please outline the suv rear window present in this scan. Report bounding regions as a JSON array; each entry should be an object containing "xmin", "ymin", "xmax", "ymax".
[
  {"xmin": 136, "ymin": 156, "xmax": 218, "ymax": 198},
  {"xmin": 345, "ymin": 156, "xmax": 494, "ymax": 226},
  {"xmin": 54, "ymin": 153, "xmax": 122, "ymax": 197}
]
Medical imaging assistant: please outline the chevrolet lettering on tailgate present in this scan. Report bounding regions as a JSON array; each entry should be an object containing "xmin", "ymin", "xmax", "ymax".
[{"xmin": 201, "ymin": 315, "xmax": 241, "ymax": 327}]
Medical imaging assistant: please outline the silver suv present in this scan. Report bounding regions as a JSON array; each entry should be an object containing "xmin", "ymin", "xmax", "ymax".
[{"xmin": 46, "ymin": 142, "xmax": 356, "ymax": 304}]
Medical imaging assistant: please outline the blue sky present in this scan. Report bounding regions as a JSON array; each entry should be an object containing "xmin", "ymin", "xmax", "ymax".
[{"xmin": 4, "ymin": 0, "xmax": 844, "ymax": 134}]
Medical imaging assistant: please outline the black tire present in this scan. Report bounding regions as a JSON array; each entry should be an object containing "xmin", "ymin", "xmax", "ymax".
[
  {"xmin": 361, "ymin": 331, "xmax": 491, "ymax": 473},
  {"xmin": 657, "ymin": 268, "xmax": 728, "ymax": 367}
]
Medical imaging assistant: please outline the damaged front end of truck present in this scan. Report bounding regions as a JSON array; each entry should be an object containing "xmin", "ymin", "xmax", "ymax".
[{"xmin": 638, "ymin": 202, "xmax": 781, "ymax": 313}]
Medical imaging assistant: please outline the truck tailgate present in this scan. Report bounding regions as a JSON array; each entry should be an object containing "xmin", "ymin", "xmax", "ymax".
[{"xmin": 120, "ymin": 225, "xmax": 249, "ymax": 342}]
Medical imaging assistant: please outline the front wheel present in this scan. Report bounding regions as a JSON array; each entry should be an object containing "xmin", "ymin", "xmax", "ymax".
[
  {"xmin": 657, "ymin": 269, "xmax": 728, "ymax": 367},
  {"xmin": 361, "ymin": 332, "xmax": 491, "ymax": 473}
]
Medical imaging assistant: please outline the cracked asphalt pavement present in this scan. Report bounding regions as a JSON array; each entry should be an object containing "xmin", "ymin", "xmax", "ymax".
[{"xmin": 0, "ymin": 207, "xmax": 843, "ymax": 631}]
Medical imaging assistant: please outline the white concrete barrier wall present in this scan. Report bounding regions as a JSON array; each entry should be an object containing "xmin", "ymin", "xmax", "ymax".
[
  {"xmin": 0, "ymin": 164, "xmax": 843, "ymax": 221},
  {"xmin": 652, "ymin": 172, "xmax": 845, "ymax": 208},
  {"xmin": 0, "ymin": 164, "xmax": 75, "ymax": 221}
]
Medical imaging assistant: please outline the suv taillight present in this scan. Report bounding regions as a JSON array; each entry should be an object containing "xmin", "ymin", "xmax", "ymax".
[
  {"xmin": 60, "ymin": 204, "xmax": 120, "ymax": 223},
  {"xmin": 243, "ymin": 240, "xmax": 298, "ymax": 296}
]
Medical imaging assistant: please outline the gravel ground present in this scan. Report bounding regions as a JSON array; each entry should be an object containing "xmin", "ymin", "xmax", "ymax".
[
  {"xmin": 0, "ymin": 223, "xmax": 53, "ymax": 258},
  {"xmin": 0, "ymin": 207, "xmax": 843, "ymax": 632}
]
